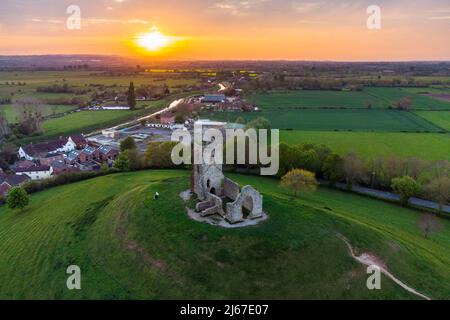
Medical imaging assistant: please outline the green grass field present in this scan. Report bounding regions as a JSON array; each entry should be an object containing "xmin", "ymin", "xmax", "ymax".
[
  {"xmin": 16, "ymin": 98, "xmax": 170, "ymax": 144},
  {"xmin": 0, "ymin": 71, "xmax": 200, "ymax": 88},
  {"xmin": 205, "ymin": 109, "xmax": 442, "ymax": 132},
  {"xmin": 0, "ymin": 170, "xmax": 448, "ymax": 299},
  {"xmin": 414, "ymin": 111, "xmax": 450, "ymax": 131},
  {"xmin": 0, "ymin": 104, "xmax": 77, "ymax": 122},
  {"xmin": 280, "ymin": 131, "xmax": 450, "ymax": 160},
  {"xmin": 0, "ymin": 70, "xmax": 202, "ymax": 144},
  {"xmin": 246, "ymin": 88, "xmax": 450, "ymax": 110}
]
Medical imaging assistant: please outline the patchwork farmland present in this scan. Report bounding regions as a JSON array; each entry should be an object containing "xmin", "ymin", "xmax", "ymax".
[
  {"xmin": 247, "ymin": 87, "xmax": 450, "ymax": 110},
  {"xmin": 204, "ymin": 88, "xmax": 450, "ymax": 160}
]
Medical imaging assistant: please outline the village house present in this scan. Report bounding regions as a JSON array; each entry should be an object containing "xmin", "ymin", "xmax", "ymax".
[
  {"xmin": 50, "ymin": 160, "xmax": 80, "ymax": 175},
  {"xmin": 18, "ymin": 135, "xmax": 87, "ymax": 161},
  {"xmin": 97, "ymin": 145, "xmax": 119, "ymax": 163},
  {"xmin": 77, "ymin": 161, "xmax": 101, "ymax": 172},
  {"xmin": 15, "ymin": 165, "xmax": 53, "ymax": 180},
  {"xmin": 0, "ymin": 173, "xmax": 30, "ymax": 197},
  {"xmin": 9, "ymin": 160, "xmax": 35, "ymax": 173},
  {"xmin": 78, "ymin": 146, "xmax": 99, "ymax": 163},
  {"xmin": 65, "ymin": 150, "xmax": 81, "ymax": 165},
  {"xmin": 39, "ymin": 153, "xmax": 65, "ymax": 166}
]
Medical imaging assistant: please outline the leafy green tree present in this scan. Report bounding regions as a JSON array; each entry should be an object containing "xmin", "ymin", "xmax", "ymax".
[
  {"xmin": 391, "ymin": 176, "xmax": 421, "ymax": 205},
  {"xmin": 127, "ymin": 149, "xmax": 143, "ymax": 170},
  {"xmin": 145, "ymin": 142, "xmax": 178, "ymax": 168},
  {"xmin": 127, "ymin": 81, "xmax": 136, "ymax": 109},
  {"xmin": 114, "ymin": 152, "xmax": 130, "ymax": 172},
  {"xmin": 245, "ymin": 117, "xmax": 271, "ymax": 130},
  {"xmin": 7, "ymin": 187, "xmax": 30, "ymax": 211},
  {"xmin": 235, "ymin": 116, "xmax": 246, "ymax": 125},
  {"xmin": 120, "ymin": 136, "xmax": 137, "ymax": 152},
  {"xmin": 322, "ymin": 154, "xmax": 342, "ymax": 185},
  {"xmin": 281, "ymin": 169, "xmax": 318, "ymax": 197}
]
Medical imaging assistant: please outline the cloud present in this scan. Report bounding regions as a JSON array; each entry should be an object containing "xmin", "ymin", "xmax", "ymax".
[
  {"xmin": 430, "ymin": 16, "xmax": 450, "ymax": 20},
  {"xmin": 298, "ymin": 19, "xmax": 326, "ymax": 24},
  {"xmin": 29, "ymin": 17, "xmax": 149, "ymax": 26},
  {"xmin": 291, "ymin": 1, "xmax": 326, "ymax": 13},
  {"xmin": 211, "ymin": 0, "xmax": 272, "ymax": 17}
]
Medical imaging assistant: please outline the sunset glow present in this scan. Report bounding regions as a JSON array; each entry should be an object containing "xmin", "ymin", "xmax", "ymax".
[
  {"xmin": 135, "ymin": 27, "xmax": 175, "ymax": 52},
  {"xmin": 0, "ymin": 0, "xmax": 449, "ymax": 60}
]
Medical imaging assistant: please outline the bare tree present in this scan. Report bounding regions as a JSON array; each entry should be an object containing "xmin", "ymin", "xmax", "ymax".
[
  {"xmin": 404, "ymin": 157, "xmax": 426, "ymax": 180},
  {"xmin": 0, "ymin": 108, "xmax": 11, "ymax": 137},
  {"xmin": 340, "ymin": 153, "xmax": 366, "ymax": 188},
  {"xmin": 424, "ymin": 177, "xmax": 450, "ymax": 213},
  {"xmin": 14, "ymin": 98, "xmax": 43, "ymax": 135},
  {"xmin": 417, "ymin": 213, "xmax": 442, "ymax": 239}
]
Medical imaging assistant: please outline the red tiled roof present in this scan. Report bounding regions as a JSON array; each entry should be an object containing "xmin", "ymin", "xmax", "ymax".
[
  {"xmin": 0, "ymin": 173, "xmax": 30, "ymax": 186},
  {"xmin": 15, "ymin": 165, "xmax": 51, "ymax": 173},
  {"xmin": 0, "ymin": 182, "xmax": 11, "ymax": 196},
  {"xmin": 22, "ymin": 137, "xmax": 69, "ymax": 158},
  {"xmin": 70, "ymin": 134, "xmax": 87, "ymax": 146},
  {"xmin": 12, "ymin": 160, "xmax": 35, "ymax": 170}
]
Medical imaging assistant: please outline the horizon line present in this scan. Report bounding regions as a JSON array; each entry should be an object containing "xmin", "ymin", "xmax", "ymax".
[{"xmin": 1, "ymin": 54, "xmax": 450, "ymax": 64}]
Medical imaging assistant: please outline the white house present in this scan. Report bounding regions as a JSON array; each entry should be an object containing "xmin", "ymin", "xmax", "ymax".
[
  {"xmin": 18, "ymin": 136, "xmax": 80, "ymax": 161},
  {"xmin": 15, "ymin": 165, "xmax": 54, "ymax": 180}
]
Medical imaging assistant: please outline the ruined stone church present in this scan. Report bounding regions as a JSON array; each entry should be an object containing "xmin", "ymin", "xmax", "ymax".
[{"xmin": 190, "ymin": 121, "xmax": 263, "ymax": 224}]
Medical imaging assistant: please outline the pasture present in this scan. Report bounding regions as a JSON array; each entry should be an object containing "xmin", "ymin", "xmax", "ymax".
[
  {"xmin": 204, "ymin": 109, "xmax": 442, "ymax": 132},
  {"xmin": 246, "ymin": 88, "xmax": 450, "ymax": 110},
  {"xmin": 0, "ymin": 70, "xmax": 200, "ymax": 124},
  {"xmin": 414, "ymin": 111, "xmax": 450, "ymax": 131},
  {"xmin": 0, "ymin": 170, "xmax": 448, "ymax": 299},
  {"xmin": 280, "ymin": 131, "xmax": 450, "ymax": 161},
  {"xmin": 17, "ymin": 98, "xmax": 170, "ymax": 144}
]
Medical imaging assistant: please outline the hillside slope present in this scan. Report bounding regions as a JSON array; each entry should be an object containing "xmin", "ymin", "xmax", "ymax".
[{"xmin": 0, "ymin": 170, "xmax": 448, "ymax": 299}]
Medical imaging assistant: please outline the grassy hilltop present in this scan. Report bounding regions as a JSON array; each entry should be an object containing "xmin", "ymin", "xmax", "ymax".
[{"xmin": 0, "ymin": 170, "xmax": 448, "ymax": 299}]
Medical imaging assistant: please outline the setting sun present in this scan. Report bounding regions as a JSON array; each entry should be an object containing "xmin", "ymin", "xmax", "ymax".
[{"xmin": 135, "ymin": 26, "xmax": 177, "ymax": 52}]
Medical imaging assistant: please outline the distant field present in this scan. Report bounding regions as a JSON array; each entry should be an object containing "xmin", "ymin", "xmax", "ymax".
[
  {"xmin": 0, "ymin": 104, "xmax": 77, "ymax": 122},
  {"xmin": 0, "ymin": 71, "xmax": 200, "ymax": 88},
  {"xmin": 365, "ymin": 87, "xmax": 450, "ymax": 110},
  {"xmin": 415, "ymin": 111, "xmax": 450, "ymax": 131},
  {"xmin": 0, "ymin": 71, "xmax": 200, "ymax": 124},
  {"xmin": 17, "ymin": 98, "xmax": 170, "ymax": 144},
  {"xmin": 246, "ymin": 90, "xmax": 373, "ymax": 109},
  {"xmin": 41, "ymin": 110, "xmax": 131, "ymax": 137},
  {"xmin": 246, "ymin": 88, "xmax": 450, "ymax": 110},
  {"xmin": 280, "ymin": 131, "xmax": 450, "ymax": 160},
  {"xmin": 204, "ymin": 109, "xmax": 442, "ymax": 132}
]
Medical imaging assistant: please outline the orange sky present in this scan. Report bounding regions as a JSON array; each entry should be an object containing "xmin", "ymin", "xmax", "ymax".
[{"xmin": 0, "ymin": 0, "xmax": 449, "ymax": 60}]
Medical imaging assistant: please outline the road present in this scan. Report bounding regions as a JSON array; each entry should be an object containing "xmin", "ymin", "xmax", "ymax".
[
  {"xmin": 323, "ymin": 180, "xmax": 450, "ymax": 214},
  {"xmin": 111, "ymin": 98, "xmax": 185, "ymax": 131}
]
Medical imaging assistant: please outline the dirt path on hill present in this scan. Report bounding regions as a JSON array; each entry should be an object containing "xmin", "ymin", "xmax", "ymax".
[{"xmin": 337, "ymin": 234, "xmax": 432, "ymax": 300}]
